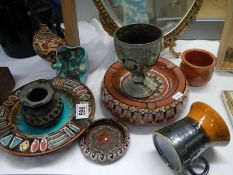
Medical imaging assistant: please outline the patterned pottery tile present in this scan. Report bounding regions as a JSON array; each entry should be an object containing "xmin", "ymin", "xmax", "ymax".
[
  {"xmin": 30, "ymin": 139, "xmax": 39, "ymax": 153},
  {"xmin": 40, "ymin": 138, "xmax": 48, "ymax": 152},
  {"xmin": 9, "ymin": 136, "xmax": 22, "ymax": 149},
  {"xmin": 68, "ymin": 123, "xmax": 80, "ymax": 133},
  {"xmin": 8, "ymin": 95, "xmax": 18, "ymax": 102},
  {"xmin": 20, "ymin": 140, "xmax": 30, "ymax": 152},
  {"xmin": 0, "ymin": 134, "xmax": 13, "ymax": 146},
  {"xmin": 73, "ymin": 86, "xmax": 83, "ymax": 93},
  {"xmin": 3, "ymin": 100, "xmax": 14, "ymax": 107},
  {"xmin": 63, "ymin": 127, "xmax": 75, "ymax": 138},
  {"xmin": 79, "ymin": 94, "xmax": 90, "ymax": 101}
]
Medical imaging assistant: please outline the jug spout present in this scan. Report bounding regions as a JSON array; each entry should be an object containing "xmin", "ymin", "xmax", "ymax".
[{"xmin": 187, "ymin": 102, "xmax": 230, "ymax": 146}]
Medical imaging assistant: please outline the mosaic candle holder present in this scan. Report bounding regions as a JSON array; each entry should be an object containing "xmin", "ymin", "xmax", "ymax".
[
  {"xmin": 18, "ymin": 81, "xmax": 63, "ymax": 128},
  {"xmin": 0, "ymin": 78, "xmax": 95, "ymax": 156}
]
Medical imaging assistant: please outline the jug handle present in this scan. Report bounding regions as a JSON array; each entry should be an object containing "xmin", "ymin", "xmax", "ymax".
[{"xmin": 188, "ymin": 156, "xmax": 209, "ymax": 175}]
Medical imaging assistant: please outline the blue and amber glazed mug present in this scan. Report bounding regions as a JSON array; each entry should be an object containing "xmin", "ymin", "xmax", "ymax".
[
  {"xmin": 153, "ymin": 102, "xmax": 230, "ymax": 175},
  {"xmin": 53, "ymin": 46, "xmax": 89, "ymax": 83}
]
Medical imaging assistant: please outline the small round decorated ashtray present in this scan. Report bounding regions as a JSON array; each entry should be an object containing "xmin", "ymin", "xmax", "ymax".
[{"xmin": 80, "ymin": 119, "xmax": 130, "ymax": 164}]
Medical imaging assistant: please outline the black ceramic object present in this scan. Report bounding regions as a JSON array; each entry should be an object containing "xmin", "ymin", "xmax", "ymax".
[
  {"xmin": 0, "ymin": 67, "xmax": 15, "ymax": 104},
  {"xmin": 19, "ymin": 81, "xmax": 63, "ymax": 128},
  {"xmin": 0, "ymin": 0, "xmax": 36, "ymax": 58},
  {"xmin": 153, "ymin": 102, "xmax": 230, "ymax": 175}
]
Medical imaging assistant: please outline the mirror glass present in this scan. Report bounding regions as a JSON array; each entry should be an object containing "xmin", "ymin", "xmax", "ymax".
[{"xmin": 104, "ymin": 0, "xmax": 194, "ymax": 34}]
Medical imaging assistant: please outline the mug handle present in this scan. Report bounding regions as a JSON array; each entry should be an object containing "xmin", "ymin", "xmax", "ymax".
[{"xmin": 188, "ymin": 156, "xmax": 210, "ymax": 175}]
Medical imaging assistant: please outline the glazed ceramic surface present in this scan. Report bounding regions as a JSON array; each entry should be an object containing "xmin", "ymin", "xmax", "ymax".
[
  {"xmin": 114, "ymin": 24, "xmax": 163, "ymax": 99},
  {"xmin": 180, "ymin": 49, "xmax": 217, "ymax": 87},
  {"xmin": 0, "ymin": 78, "xmax": 95, "ymax": 156},
  {"xmin": 31, "ymin": 3, "xmax": 65, "ymax": 63},
  {"xmin": 19, "ymin": 81, "xmax": 63, "ymax": 128},
  {"xmin": 102, "ymin": 58, "xmax": 188, "ymax": 126},
  {"xmin": 33, "ymin": 24, "xmax": 66, "ymax": 63},
  {"xmin": 187, "ymin": 102, "xmax": 230, "ymax": 144},
  {"xmin": 53, "ymin": 46, "xmax": 89, "ymax": 83},
  {"xmin": 153, "ymin": 102, "xmax": 230, "ymax": 174},
  {"xmin": 80, "ymin": 119, "xmax": 130, "ymax": 163}
]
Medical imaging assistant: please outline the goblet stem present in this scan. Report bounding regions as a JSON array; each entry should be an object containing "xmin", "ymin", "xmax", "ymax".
[
  {"xmin": 122, "ymin": 73, "xmax": 156, "ymax": 99},
  {"xmin": 132, "ymin": 74, "xmax": 145, "ymax": 84}
]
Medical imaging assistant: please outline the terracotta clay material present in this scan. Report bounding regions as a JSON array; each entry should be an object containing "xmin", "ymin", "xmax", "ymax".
[
  {"xmin": 180, "ymin": 49, "xmax": 217, "ymax": 87},
  {"xmin": 102, "ymin": 58, "xmax": 188, "ymax": 126}
]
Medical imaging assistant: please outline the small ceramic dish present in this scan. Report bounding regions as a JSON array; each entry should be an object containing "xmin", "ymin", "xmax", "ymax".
[
  {"xmin": 80, "ymin": 118, "xmax": 130, "ymax": 164},
  {"xmin": 180, "ymin": 49, "xmax": 217, "ymax": 87}
]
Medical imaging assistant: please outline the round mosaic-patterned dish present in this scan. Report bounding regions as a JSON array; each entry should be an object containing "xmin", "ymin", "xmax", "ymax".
[
  {"xmin": 101, "ymin": 57, "xmax": 188, "ymax": 125},
  {"xmin": 80, "ymin": 119, "xmax": 130, "ymax": 164},
  {"xmin": 0, "ymin": 78, "xmax": 95, "ymax": 156}
]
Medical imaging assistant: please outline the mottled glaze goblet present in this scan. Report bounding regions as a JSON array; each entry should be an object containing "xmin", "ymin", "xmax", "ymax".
[{"xmin": 114, "ymin": 24, "xmax": 163, "ymax": 99}]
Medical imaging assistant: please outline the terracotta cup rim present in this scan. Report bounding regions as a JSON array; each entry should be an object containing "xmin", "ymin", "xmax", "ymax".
[{"xmin": 181, "ymin": 49, "xmax": 217, "ymax": 69}]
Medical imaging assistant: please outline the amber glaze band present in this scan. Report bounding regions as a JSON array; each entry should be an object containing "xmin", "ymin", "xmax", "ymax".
[{"xmin": 187, "ymin": 102, "xmax": 230, "ymax": 145}]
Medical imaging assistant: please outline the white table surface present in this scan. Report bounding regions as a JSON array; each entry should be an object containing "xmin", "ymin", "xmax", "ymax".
[{"xmin": 0, "ymin": 19, "xmax": 233, "ymax": 175}]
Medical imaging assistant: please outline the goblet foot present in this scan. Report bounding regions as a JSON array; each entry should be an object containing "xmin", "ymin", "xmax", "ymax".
[{"xmin": 122, "ymin": 76, "xmax": 157, "ymax": 99}]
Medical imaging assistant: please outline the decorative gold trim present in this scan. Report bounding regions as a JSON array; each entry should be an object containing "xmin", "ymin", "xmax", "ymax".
[{"xmin": 92, "ymin": 0, "xmax": 204, "ymax": 57}]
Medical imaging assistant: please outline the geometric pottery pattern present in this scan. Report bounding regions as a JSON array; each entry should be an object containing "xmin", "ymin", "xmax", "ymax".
[{"xmin": 0, "ymin": 78, "xmax": 95, "ymax": 156}]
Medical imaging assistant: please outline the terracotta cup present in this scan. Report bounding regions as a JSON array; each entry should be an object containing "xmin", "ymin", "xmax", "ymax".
[
  {"xmin": 180, "ymin": 49, "xmax": 217, "ymax": 87},
  {"xmin": 153, "ymin": 102, "xmax": 230, "ymax": 175}
]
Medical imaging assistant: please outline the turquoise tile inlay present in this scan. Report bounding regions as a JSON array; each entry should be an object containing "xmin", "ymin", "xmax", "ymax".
[
  {"xmin": 68, "ymin": 124, "xmax": 80, "ymax": 133},
  {"xmin": 14, "ymin": 92, "xmax": 74, "ymax": 136},
  {"xmin": 0, "ymin": 134, "xmax": 13, "ymax": 146},
  {"xmin": 9, "ymin": 136, "xmax": 22, "ymax": 149},
  {"xmin": 64, "ymin": 127, "xmax": 75, "ymax": 138}
]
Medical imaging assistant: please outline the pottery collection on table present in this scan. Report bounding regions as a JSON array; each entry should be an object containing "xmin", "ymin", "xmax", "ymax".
[{"xmin": 0, "ymin": 6, "xmax": 231, "ymax": 174}]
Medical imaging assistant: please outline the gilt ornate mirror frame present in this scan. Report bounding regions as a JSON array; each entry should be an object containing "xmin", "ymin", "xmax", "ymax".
[{"xmin": 92, "ymin": 0, "xmax": 204, "ymax": 57}]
